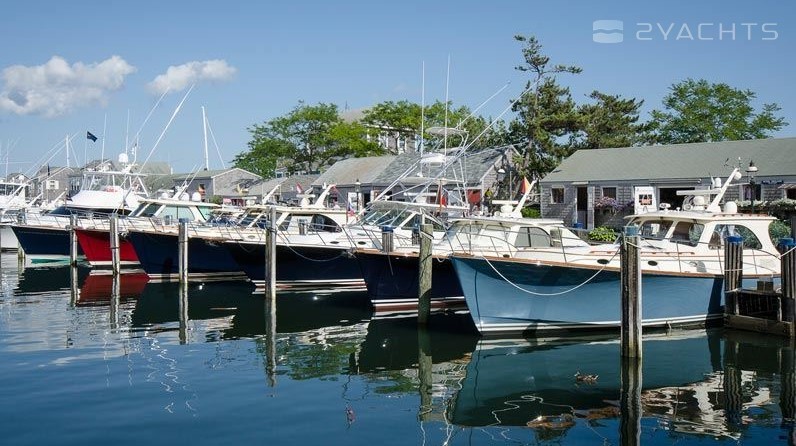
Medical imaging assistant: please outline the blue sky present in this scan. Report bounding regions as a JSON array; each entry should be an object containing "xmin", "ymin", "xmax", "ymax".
[{"xmin": 0, "ymin": 0, "xmax": 793, "ymax": 175}]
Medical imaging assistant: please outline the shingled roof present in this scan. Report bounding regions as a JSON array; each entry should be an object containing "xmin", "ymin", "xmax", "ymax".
[{"xmin": 541, "ymin": 137, "xmax": 796, "ymax": 183}]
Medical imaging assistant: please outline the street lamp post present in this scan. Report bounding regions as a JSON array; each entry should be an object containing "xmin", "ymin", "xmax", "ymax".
[{"xmin": 746, "ymin": 160, "xmax": 758, "ymax": 214}]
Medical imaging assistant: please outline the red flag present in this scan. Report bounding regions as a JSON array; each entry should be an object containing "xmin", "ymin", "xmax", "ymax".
[{"xmin": 521, "ymin": 177, "xmax": 532, "ymax": 194}]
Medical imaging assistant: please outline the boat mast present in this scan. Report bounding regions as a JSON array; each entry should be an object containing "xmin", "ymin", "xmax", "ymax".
[
  {"xmin": 65, "ymin": 134, "xmax": 70, "ymax": 168},
  {"xmin": 202, "ymin": 106, "xmax": 209, "ymax": 170}
]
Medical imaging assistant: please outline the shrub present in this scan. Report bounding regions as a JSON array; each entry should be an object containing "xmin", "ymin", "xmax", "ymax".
[
  {"xmin": 521, "ymin": 207, "xmax": 541, "ymax": 218},
  {"xmin": 770, "ymin": 219, "xmax": 792, "ymax": 243},
  {"xmin": 588, "ymin": 226, "xmax": 617, "ymax": 243}
]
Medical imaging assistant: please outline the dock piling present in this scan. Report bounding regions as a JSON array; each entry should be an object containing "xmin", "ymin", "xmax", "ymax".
[
  {"xmin": 69, "ymin": 214, "xmax": 78, "ymax": 267},
  {"xmin": 724, "ymin": 235, "xmax": 744, "ymax": 316},
  {"xmin": 381, "ymin": 226, "xmax": 394, "ymax": 253},
  {"xmin": 418, "ymin": 223, "xmax": 433, "ymax": 324},
  {"xmin": 265, "ymin": 206, "xmax": 277, "ymax": 301},
  {"xmin": 782, "ymin": 239, "xmax": 796, "ymax": 323},
  {"xmin": 178, "ymin": 218, "xmax": 189, "ymax": 284},
  {"xmin": 620, "ymin": 224, "xmax": 642, "ymax": 358},
  {"xmin": 109, "ymin": 213, "xmax": 120, "ymax": 276}
]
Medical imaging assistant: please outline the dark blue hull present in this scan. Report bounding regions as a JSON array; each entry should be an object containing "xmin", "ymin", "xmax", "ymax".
[
  {"xmin": 451, "ymin": 255, "xmax": 731, "ymax": 336},
  {"xmin": 11, "ymin": 225, "xmax": 81, "ymax": 259},
  {"xmin": 354, "ymin": 250, "xmax": 464, "ymax": 312},
  {"xmin": 126, "ymin": 231, "xmax": 244, "ymax": 280},
  {"xmin": 224, "ymin": 241, "xmax": 364, "ymax": 288}
]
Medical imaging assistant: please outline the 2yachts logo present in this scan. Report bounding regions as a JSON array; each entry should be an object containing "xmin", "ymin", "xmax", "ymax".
[{"xmin": 593, "ymin": 20, "xmax": 778, "ymax": 43}]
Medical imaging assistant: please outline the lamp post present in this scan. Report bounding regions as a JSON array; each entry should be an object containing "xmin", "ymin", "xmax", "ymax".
[
  {"xmin": 496, "ymin": 168, "xmax": 506, "ymax": 199},
  {"xmin": 354, "ymin": 179, "xmax": 361, "ymax": 213},
  {"xmin": 746, "ymin": 160, "xmax": 758, "ymax": 214}
]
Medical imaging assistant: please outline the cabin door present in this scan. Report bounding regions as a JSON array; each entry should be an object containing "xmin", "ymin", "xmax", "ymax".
[{"xmin": 576, "ymin": 187, "xmax": 588, "ymax": 228}]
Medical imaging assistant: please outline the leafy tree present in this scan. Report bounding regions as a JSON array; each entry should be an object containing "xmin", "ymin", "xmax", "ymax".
[
  {"xmin": 362, "ymin": 100, "xmax": 510, "ymax": 153},
  {"xmin": 575, "ymin": 91, "xmax": 649, "ymax": 149},
  {"xmin": 648, "ymin": 78, "xmax": 787, "ymax": 144},
  {"xmin": 509, "ymin": 35, "xmax": 582, "ymax": 181},
  {"xmin": 236, "ymin": 101, "xmax": 381, "ymax": 178}
]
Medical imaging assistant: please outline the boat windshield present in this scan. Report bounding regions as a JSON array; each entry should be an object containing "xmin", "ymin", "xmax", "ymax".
[
  {"xmin": 81, "ymin": 172, "xmax": 125, "ymax": 191},
  {"xmin": 361, "ymin": 208, "xmax": 413, "ymax": 228}
]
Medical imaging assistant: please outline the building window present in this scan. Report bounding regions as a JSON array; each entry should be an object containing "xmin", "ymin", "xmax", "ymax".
[
  {"xmin": 551, "ymin": 187, "xmax": 564, "ymax": 204},
  {"xmin": 742, "ymin": 184, "xmax": 761, "ymax": 201},
  {"xmin": 787, "ymin": 188, "xmax": 796, "ymax": 200},
  {"xmin": 602, "ymin": 187, "xmax": 617, "ymax": 199}
]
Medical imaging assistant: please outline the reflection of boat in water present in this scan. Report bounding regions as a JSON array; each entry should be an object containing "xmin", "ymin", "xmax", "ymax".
[
  {"xmin": 357, "ymin": 313, "xmax": 477, "ymax": 373},
  {"xmin": 77, "ymin": 272, "xmax": 149, "ymax": 304},
  {"xmin": 130, "ymin": 284, "xmax": 373, "ymax": 340},
  {"xmin": 449, "ymin": 328, "xmax": 794, "ymax": 441},
  {"xmin": 14, "ymin": 264, "xmax": 89, "ymax": 295}
]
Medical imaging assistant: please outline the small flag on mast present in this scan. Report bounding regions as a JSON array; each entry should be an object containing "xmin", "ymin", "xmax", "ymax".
[{"xmin": 86, "ymin": 131, "xmax": 98, "ymax": 142}]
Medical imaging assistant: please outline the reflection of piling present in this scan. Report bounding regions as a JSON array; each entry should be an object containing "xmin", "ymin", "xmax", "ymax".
[
  {"xmin": 69, "ymin": 214, "xmax": 79, "ymax": 267},
  {"xmin": 265, "ymin": 295, "xmax": 277, "ymax": 387},
  {"xmin": 417, "ymin": 326, "xmax": 433, "ymax": 422},
  {"xmin": 178, "ymin": 219, "xmax": 189, "ymax": 285},
  {"xmin": 620, "ymin": 225, "xmax": 642, "ymax": 358},
  {"xmin": 418, "ymin": 223, "xmax": 432, "ymax": 324},
  {"xmin": 109, "ymin": 213, "xmax": 120, "ymax": 276},
  {"xmin": 724, "ymin": 235, "xmax": 744, "ymax": 315},
  {"xmin": 264, "ymin": 206, "xmax": 277, "ymax": 301},
  {"xmin": 723, "ymin": 339, "xmax": 744, "ymax": 427},
  {"xmin": 620, "ymin": 355, "xmax": 641, "ymax": 446},
  {"xmin": 110, "ymin": 272, "xmax": 120, "ymax": 330},
  {"xmin": 69, "ymin": 263, "xmax": 79, "ymax": 307},
  {"xmin": 781, "ymin": 344, "xmax": 795, "ymax": 425},
  {"xmin": 178, "ymin": 282, "xmax": 189, "ymax": 345}
]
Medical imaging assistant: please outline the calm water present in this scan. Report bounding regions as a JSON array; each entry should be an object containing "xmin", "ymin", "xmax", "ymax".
[{"xmin": 1, "ymin": 252, "xmax": 794, "ymax": 445}]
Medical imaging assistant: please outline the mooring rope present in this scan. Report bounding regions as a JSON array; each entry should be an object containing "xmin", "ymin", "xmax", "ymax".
[{"xmin": 478, "ymin": 248, "xmax": 621, "ymax": 297}]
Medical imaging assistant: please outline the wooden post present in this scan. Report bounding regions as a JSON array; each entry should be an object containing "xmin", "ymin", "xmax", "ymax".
[
  {"xmin": 109, "ymin": 213, "xmax": 120, "ymax": 276},
  {"xmin": 724, "ymin": 235, "xmax": 744, "ymax": 316},
  {"xmin": 16, "ymin": 209, "xmax": 26, "ymax": 260},
  {"xmin": 781, "ymin": 238, "xmax": 796, "ymax": 323},
  {"xmin": 619, "ymin": 356, "xmax": 642, "ymax": 446},
  {"xmin": 178, "ymin": 218, "xmax": 189, "ymax": 285},
  {"xmin": 381, "ymin": 226, "xmax": 394, "ymax": 253},
  {"xmin": 264, "ymin": 206, "xmax": 277, "ymax": 300},
  {"xmin": 69, "ymin": 260, "xmax": 79, "ymax": 307},
  {"xmin": 69, "ymin": 214, "xmax": 79, "ymax": 267},
  {"xmin": 620, "ymin": 225, "xmax": 642, "ymax": 358},
  {"xmin": 418, "ymin": 223, "xmax": 433, "ymax": 324}
]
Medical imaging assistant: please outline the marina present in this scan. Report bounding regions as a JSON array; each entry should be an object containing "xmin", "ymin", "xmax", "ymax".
[{"xmin": 1, "ymin": 251, "xmax": 795, "ymax": 445}]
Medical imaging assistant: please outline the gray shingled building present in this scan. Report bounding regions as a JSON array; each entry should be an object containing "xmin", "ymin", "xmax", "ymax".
[{"xmin": 540, "ymin": 137, "xmax": 796, "ymax": 229}]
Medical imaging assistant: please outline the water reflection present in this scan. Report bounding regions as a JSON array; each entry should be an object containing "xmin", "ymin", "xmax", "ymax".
[{"xmin": 447, "ymin": 329, "xmax": 795, "ymax": 444}]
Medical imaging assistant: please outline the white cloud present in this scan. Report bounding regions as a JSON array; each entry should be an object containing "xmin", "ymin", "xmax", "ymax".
[
  {"xmin": 0, "ymin": 55, "xmax": 136, "ymax": 117},
  {"xmin": 147, "ymin": 59, "xmax": 236, "ymax": 95}
]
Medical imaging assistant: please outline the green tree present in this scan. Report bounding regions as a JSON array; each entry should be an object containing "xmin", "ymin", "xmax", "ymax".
[
  {"xmin": 648, "ymin": 78, "xmax": 787, "ymax": 144},
  {"xmin": 509, "ymin": 35, "xmax": 582, "ymax": 181},
  {"xmin": 362, "ymin": 99, "xmax": 510, "ymax": 153},
  {"xmin": 235, "ymin": 101, "xmax": 381, "ymax": 178},
  {"xmin": 575, "ymin": 91, "xmax": 649, "ymax": 149}
]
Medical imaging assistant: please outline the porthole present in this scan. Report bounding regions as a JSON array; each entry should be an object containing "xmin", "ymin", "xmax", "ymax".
[
  {"xmin": 648, "ymin": 260, "xmax": 658, "ymax": 266},
  {"xmin": 597, "ymin": 259, "xmax": 609, "ymax": 265}
]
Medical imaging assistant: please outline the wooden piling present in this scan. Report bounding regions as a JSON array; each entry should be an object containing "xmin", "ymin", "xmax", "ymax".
[
  {"xmin": 418, "ymin": 223, "xmax": 433, "ymax": 324},
  {"xmin": 724, "ymin": 235, "xmax": 744, "ymax": 316},
  {"xmin": 264, "ymin": 206, "xmax": 277, "ymax": 301},
  {"xmin": 69, "ymin": 214, "xmax": 78, "ymax": 267},
  {"xmin": 178, "ymin": 218, "xmax": 189, "ymax": 284},
  {"xmin": 109, "ymin": 213, "xmax": 120, "ymax": 276},
  {"xmin": 620, "ymin": 225, "xmax": 642, "ymax": 358},
  {"xmin": 781, "ymin": 239, "xmax": 796, "ymax": 323},
  {"xmin": 381, "ymin": 226, "xmax": 394, "ymax": 253}
]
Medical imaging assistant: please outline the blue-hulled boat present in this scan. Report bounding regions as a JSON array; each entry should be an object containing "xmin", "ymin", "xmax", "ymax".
[{"xmin": 450, "ymin": 168, "xmax": 783, "ymax": 336}]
